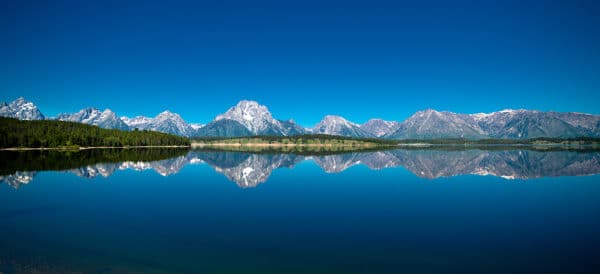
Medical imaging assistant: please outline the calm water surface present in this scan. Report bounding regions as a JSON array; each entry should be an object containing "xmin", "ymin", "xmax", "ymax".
[{"xmin": 1, "ymin": 149, "xmax": 600, "ymax": 273}]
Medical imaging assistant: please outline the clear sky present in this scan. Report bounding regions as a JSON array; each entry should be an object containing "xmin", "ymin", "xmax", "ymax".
[{"xmin": 1, "ymin": 0, "xmax": 599, "ymax": 126}]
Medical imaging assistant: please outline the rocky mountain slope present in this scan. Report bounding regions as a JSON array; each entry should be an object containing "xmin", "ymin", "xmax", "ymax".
[
  {"xmin": 0, "ymin": 97, "xmax": 45, "ymax": 120},
  {"xmin": 57, "ymin": 108, "xmax": 128, "ymax": 130},
  {"xmin": 311, "ymin": 115, "xmax": 374, "ymax": 138}
]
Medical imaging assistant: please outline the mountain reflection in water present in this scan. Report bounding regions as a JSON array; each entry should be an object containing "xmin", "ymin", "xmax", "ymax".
[{"xmin": 2, "ymin": 149, "xmax": 599, "ymax": 189}]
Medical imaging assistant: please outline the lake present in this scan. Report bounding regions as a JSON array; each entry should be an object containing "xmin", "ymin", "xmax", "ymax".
[{"xmin": 1, "ymin": 148, "xmax": 600, "ymax": 273}]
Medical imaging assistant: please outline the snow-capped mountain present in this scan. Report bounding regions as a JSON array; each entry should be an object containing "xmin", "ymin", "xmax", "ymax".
[
  {"xmin": 386, "ymin": 109, "xmax": 600, "ymax": 139},
  {"xmin": 277, "ymin": 119, "xmax": 307, "ymax": 136},
  {"xmin": 474, "ymin": 109, "xmax": 595, "ymax": 139},
  {"xmin": 195, "ymin": 119, "xmax": 252, "ymax": 137},
  {"xmin": 120, "ymin": 116, "xmax": 153, "ymax": 129},
  {"xmin": 57, "ymin": 108, "xmax": 129, "ymax": 130},
  {"xmin": 204, "ymin": 100, "xmax": 305, "ymax": 136},
  {"xmin": 1, "ymin": 97, "xmax": 200, "ymax": 136},
  {"xmin": 554, "ymin": 111, "xmax": 600, "ymax": 134},
  {"xmin": 215, "ymin": 100, "xmax": 278, "ymax": 134},
  {"xmin": 151, "ymin": 111, "xmax": 196, "ymax": 137},
  {"xmin": 387, "ymin": 109, "xmax": 487, "ymax": 139},
  {"xmin": 312, "ymin": 115, "xmax": 374, "ymax": 138},
  {"xmin": 122, "ymin": 110, "xmax": 196, "ymax": 137},
  {"xmin": 360, "ymin": 119, "xmax": 401, "ymax": 137},
  {"xmin": 0, "ymin": 97, "xmax": 45, "ymax": 120}
]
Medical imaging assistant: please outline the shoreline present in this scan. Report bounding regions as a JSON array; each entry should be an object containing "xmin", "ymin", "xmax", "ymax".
[
  {"xmin": 396, "ymin": 143, "xmax": 598, "ymax": 147},
  {"xmin": 192, "ymin": 142, "xmax": 597, "ymax": 147},
  {"xmin": 191, "ymin": 142, "xmax": 599, "ymax": 152},
  {"xmin": 191, "ymin": 143, "xmax": 384, "ymax": 148},
  {"xmin": 2, "ymin": 142, "xmax": 597, "ymax": 151},
  {"xmin": 0, "ymin": 145, "xmax": 191, "ymax": 151}
]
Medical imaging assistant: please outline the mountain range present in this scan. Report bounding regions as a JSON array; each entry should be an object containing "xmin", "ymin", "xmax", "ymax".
[
  {"xmin": 57, "ymin": 108, "xmax": 129, "ymax": 130},
  {"xmin": 121, "ymin": 111, "xmax": 199, "ymax": 137},
  {"xmin": 2, "ymin": 97, "xmax": 600, "ymax": 139}
]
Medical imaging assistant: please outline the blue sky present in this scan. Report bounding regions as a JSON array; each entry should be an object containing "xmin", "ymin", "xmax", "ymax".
[{"xmin": 1, "ymin": 0, "xmax": 599, "ymax": 126}]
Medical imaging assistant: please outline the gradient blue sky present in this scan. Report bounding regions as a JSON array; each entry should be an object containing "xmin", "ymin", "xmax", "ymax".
[{"xmin": 1, "ymin": 0, "xmax": 599, "ymax": 126}]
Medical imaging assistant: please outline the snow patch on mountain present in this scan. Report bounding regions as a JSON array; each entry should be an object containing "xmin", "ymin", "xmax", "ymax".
[
  {"xmin": 190, "ymin": 123, "xmax": 204, "ymax": 130},
  {"xmin": 121, "ymin": 116, "xmax": 153, "ymax": 128}
]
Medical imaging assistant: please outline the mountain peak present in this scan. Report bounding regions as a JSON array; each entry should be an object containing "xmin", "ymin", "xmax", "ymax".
[
  {"xmin": 157, "ymin": 110, "xmax": 178, "ymax": 117},
  {"xmin": 155, "ymin": 110, "xmax": 186, "ymax": 124},
  {"xmin": 56, "ymin": 107, "xmax": 127, "ymax": 130},
  {"xmin": 313, "ymin": 115, "xmax": 372, "ymax": 137},
  {"xmin": 215, "ymin": 100, "xmax": 280, "ymax": 134},
  {"xmin": 320, "ymin": 115, "xmax": 355, "ymax": 125},
  {"xmin": 497, "ymin": 109, "xmax": 530, "ymax": 114},
  {"xmin": 389, "ymin": 109, "xmax": 488, "ymax": 139},
  {"xmin": 13, "ymin": 96, "xmax": 26, "ymax": 103},
  {"xmin": 236, "ymin": 100, "xmax": 261, "ymax": 108},
  {"xmin": 361, "ymin": 119, "xmax": 401, "ymax": 137},
  {"xmin": 0, "ymin": 97, "xmax": 45, "ymax": 120},
  {"xmin": 120, "ymin": 111, "xmax": 195, "ymax": 136},
  {"xmin": 228, "ymin": 100, "xmax": 266, "ymax": 120},
  {"xmin": 82, "ymin": 107, "xmax": 100, "ymax": 113},
  {"xmin": 10, "ymin": 97, "xmax": 34, "ymax": 107},
  {"xmin": 149, "ymin": 111, "xmax": 194, "ymax": 136},
  {"xmin": 100, "ymin": 109, "xmax": 118, "ymax": 118},
  {"xmin": 415, "ymin": 108, "xmax": 441, "ymax": 115}
]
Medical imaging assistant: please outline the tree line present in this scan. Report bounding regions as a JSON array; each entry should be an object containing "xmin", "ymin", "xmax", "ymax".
[{"xmin": 0, "ymin": 117, "xmax": 190, "ymax": 148}]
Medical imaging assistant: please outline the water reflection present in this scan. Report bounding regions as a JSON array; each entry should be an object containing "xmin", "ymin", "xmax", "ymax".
[{"xmin": 2, "ymin": 149, "xmax": 600, "ymax": 189}]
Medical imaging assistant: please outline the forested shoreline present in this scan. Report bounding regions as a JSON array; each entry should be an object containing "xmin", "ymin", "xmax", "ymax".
[{"xmin": 0, "ymin": 117, "xmax": 190, "ymax": 148}]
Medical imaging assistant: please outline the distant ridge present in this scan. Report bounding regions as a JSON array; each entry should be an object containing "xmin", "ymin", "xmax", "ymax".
[{"xmin": 2, "ymin": 97, "xmax": 600, "ymax": 139}]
